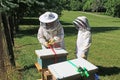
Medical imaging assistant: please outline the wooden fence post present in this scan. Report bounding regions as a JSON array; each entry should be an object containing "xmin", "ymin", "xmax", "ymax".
[
  {"xmin": 1, "ymin": 12, "xmax": 15, "ymax": 66},
  {"xmin": 0, "ymin": 12, "xmax": 17, "ymax": 80},
  {"xmin": 0, "ymin": 12, "xmax": 8, "ymax": 80}
]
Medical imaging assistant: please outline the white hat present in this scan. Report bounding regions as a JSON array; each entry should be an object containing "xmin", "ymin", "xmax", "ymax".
[{"xmin": 39, "ymin": 12, "xmax": 58, "ymax": 23}]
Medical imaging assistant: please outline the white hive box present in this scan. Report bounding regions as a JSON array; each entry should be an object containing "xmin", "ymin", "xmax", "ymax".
[
  {"xmin": 35, "ymin": 48, "xmax": 68, "ymax": 68},
  {"xmin": 48, "ymin": 58, "xmax": 98, "ymax": 80}
]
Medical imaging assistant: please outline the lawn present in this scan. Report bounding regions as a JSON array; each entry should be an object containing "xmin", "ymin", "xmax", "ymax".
[{"xmin": 14, "ymin": 11, "xmax": 120, "ymax": 80}]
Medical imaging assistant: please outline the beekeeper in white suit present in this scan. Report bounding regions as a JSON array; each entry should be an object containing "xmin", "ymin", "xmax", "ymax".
[
  {"xmin": 37, "ymin": 12, "xmax": 65, "ymax": 49},
  {"xmin": 73, "ymin": 16, "xmax": 91, "ymax": 59}
]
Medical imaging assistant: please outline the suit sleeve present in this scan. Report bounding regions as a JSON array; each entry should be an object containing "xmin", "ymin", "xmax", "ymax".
[
  {"xmin": 37, "ymin": 27, "xmax": 46, "ymax": 45},
  {"xmin": 81, "ymin": 31, "xmax": 91, "ymax": 53},
  {"xmin": 54, "ymin": 24, "xmax": 64, "ymax": 43}
]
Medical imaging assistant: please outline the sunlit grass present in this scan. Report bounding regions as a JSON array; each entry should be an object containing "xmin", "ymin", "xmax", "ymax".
[{"xmin": 14, "ymin": 11, "xmax": 120, "ymax": 80}]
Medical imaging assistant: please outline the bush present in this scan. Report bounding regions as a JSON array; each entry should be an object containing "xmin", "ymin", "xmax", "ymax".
[
  {"xmin": 69, "ymin": 0, "xmax": 83, "ymax": 11},
  {"xmin": 82, "ymin": 0, "xmax": 93, "ymax": 12},
  {"xmin": 105, "ymin": 0, "xmax": 120, "ymax": 17}
]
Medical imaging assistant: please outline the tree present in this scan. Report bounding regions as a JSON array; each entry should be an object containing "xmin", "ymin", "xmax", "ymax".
[
  {"xmin": 105, "ymin": 0, "xmax": 120, "ymax": 17},
  {"xmin": 83, "ymin": 0, "xmax": 93, "ymax": 11},
  {"xmin": 69, "ymin": 0, "xmax": 83, "ymax": 11},
  {"xmin": 83, "ymin": 0, "xmax": 106, "ymax": 12}
]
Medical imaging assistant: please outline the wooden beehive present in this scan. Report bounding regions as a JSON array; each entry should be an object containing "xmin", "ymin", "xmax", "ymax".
[
  {"xmin": 48, "ymin": 58, "xmax": 98, "ymax": 80},
  {"xmin": 35, "ymin": 48, "xmax": 68, "ymax": 69}
]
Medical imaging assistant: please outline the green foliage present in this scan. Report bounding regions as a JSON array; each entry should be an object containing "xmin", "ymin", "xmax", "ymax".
[
  {"xmin": 60, "ymin": 0, "xmax": 71, "ymax": 10},
  {"xmin": 83, "ymin": 0, "xmax": 93, "ymax": 11},
  {"xmin": 69, "ymin": 0, "xmax": 83, "ymax": 11},
  {"xmin": 114, "ymin": 3, "xmax": 120, "ymax": 17},
  {"xmin": 18, "ymin": 0, "xmax": 64, "ymax": 16},
  {"xmin": 0, "ymin": 0, "xmax": 64, "ymax": 17},
  {"xmin": 91, "ymin": 0, "xmax": 102, "ymax": 12},
  {"xmin": 0, "ymin": 0, "xmax": 18, "ymax": 12},
  {"xmin": 105, "ymin": 0, "xmax": 120, "ymax": 17},
  {"xmin": 83, "ymin": 0, "xmax": 107, "ymax": 12},
  {"xmin": 1, "ymin": 0, "xmax": 120, "ymax": 18},
  {"xmin": 105, "ymin": 0, "xmax": 115, "ymax": 16}
]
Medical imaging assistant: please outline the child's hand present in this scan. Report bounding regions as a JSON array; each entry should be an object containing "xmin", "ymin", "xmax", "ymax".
[{"xmin": 81, "ymin": 54, "xmax": 87, "ymax": 59}]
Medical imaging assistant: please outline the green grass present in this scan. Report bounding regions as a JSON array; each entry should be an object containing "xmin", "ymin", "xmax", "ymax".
[{"xmin": 14, "ymin": 11, "xmax": 120, "ymax": 80}]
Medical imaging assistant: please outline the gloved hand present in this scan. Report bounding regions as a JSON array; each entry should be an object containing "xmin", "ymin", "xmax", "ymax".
[
  {"xmin": 45, "ymin": 37, "xmax": 60, "ymax": 47},
  {"xmin": 49, "ymin": 36, "xmax": 60, "ymax": 44},
  {"xmin": 49, "ymin": 38, "xmax": 55, "ymax": 45},
  {"xmin": 44, "ymin": 42, "xmax": 50, "ymax": 47},
  {"xmin": 81, "ymin": 53, "xmax": 87, "ymax": 59}
]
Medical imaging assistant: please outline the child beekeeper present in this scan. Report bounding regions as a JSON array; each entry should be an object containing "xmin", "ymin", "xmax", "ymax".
[
  {"xmin": 37, "ymin": 12, "xmax": 65, "ymax": 49},
  {"xmin": 73, "ymin": 16, "xmax": 92, "ymax": 59}
]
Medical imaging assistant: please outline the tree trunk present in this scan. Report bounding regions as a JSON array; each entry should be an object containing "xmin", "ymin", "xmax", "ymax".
[
  {"xmin": 1, "ymin": 12, "xmax": 15, "ymax": 66},
  {"xmin": 9, "ymin": 15, "xmax": 15, "ymax": 46},
  {"xmin": 0, "ymin": 13, "xmax": 8, "ymax": 80}
]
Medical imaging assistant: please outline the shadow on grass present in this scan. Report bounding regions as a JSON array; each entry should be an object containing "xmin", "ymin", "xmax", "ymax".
[
  {"xmin": 60, "ymin": 21, "xmax": 73, "ymax": 25},
  {"xmin": 15, "ymin": 26, "xmax": 120, "ymax": 38},
  {"xmin": 20, "ymin": 19, "xmax": 72, "ymax": 25},
  {"xmin": 18, "ymin": 64, "xmax": 36, "ymax": 72},
  {"xmin": 20, "ymin": 19, "xmax": 39, "ymax": 25},
  {"xmin": 17, "ymin": 19, "xmax": 120, "ymax": 38},
  {"xmin": 15, "ymin": 43, "xmax": 39, "ymax": 49},
  {"xmin": 64, "ymin": 27, "xmax": 78, "ymax": 36},
  {"xmin": 15, "ymin": 27, "xmax": 39, "ymax": 38},
  {"xmin": 17, "ymin": 64, "xmax": 120, "ymax": 77},
  {"xmin": 64, "ymin": 26, "xmax": 120, "ymax": 36},
  {"xmin": 97, "ymin": 66, "xmax": 120, "ymax": 76},
  {"xmin": 91, "ymin": 27, "xmax": 120, "ymax": 33}
]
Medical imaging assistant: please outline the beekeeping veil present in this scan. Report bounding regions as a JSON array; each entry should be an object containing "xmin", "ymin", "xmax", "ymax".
[{"xmin": 73, "ymin": 16, "xmax": 91, "ymax": 31}]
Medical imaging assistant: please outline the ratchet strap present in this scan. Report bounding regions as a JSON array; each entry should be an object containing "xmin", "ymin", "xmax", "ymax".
[
  {"xmin": 67, "ymin": 60, "xmax": 89, "ymax": 77},
  {"xmin": 48, "ymin": 45, "xmax": 57, "ymax": 63}
]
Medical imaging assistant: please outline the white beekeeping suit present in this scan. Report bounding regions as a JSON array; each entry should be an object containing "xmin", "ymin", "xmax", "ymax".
[
  {"xmin": 73, "ymin": 16, "xmax": 91, "ymax": 59},
  {"xmin": 37, "ymin": 12, "xmax": 65, "ymax": 49}
]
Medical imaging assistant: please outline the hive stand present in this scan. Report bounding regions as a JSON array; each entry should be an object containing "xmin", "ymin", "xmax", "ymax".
[{"xmin": 35, "ymin": 62, "xmax": 52, "ymax": 80}]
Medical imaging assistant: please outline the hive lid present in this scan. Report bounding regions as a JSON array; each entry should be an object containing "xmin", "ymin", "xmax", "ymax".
[
  {"xmin": 35, "ymin": 48, "xmax": 68, "ymax": 58},
  {"xmin": 48, "ymin": 58, "xmax": 98, "ymax": 79}
]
